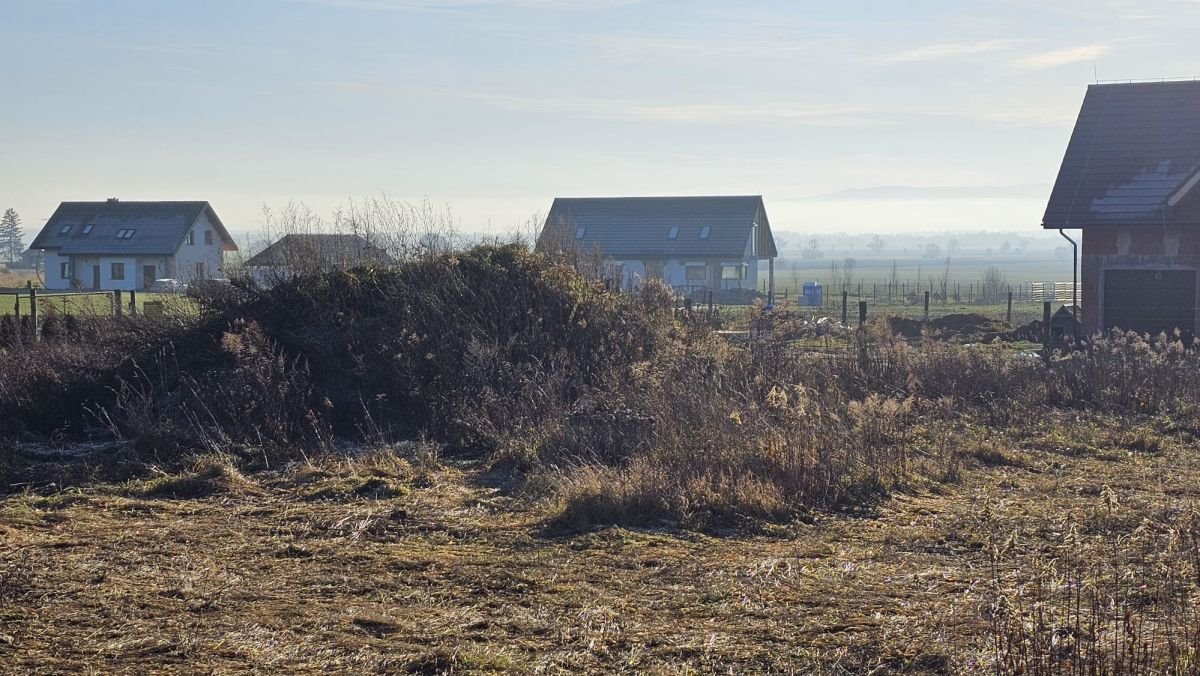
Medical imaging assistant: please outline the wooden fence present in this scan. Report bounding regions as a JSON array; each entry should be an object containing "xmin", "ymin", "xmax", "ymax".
[{"xmin": 1, "ymin": 283, "xmax": 145, "ymax": 344}]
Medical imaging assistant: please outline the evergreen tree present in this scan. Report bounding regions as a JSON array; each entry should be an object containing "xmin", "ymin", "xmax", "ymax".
[{"xmin": 0, "ymin": 209, "xmax": 23, "ymax": 262}]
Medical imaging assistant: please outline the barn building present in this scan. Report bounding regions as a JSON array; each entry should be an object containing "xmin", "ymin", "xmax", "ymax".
[
  {"xmin": 538, "ymin": 195, "xmax": 778, "ymax": 300},
  {"xmin": 1043, "ymin": 80, "xmax": 1200, "ymax": 337}
]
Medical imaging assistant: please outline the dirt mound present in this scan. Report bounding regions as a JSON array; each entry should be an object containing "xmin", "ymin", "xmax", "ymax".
[{"xmin": 887, "ymin": 313, "xmax": 1011, "ymax": 341}]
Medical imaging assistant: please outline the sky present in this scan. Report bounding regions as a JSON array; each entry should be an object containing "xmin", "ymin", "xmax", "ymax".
[{"xmin": 3, "ymin": 0, "xmax": 1200, "ymax": 243}]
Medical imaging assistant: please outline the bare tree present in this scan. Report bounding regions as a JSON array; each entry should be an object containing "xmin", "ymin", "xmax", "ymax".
[
  {"xmin": 867, "ymin": 234, "xmax": 885, "ymax": 255},
  {"xmin": 982, "ymin": 265, "xmax": 1007, "ymax": 304}
]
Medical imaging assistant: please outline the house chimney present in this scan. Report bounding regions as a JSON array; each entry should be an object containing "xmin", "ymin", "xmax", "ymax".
[{"xmin": 107, "ymin": 197, "xmax": 119, "ymax": 204}]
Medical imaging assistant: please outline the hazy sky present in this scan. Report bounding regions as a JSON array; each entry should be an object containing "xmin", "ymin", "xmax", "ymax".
[{"xmin": 4, "ymin": 0, "xmax": 1200, "ymax": 241}]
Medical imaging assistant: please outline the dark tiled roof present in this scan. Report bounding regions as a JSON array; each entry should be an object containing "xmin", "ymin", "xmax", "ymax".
[
  {"xmin": 1043, "ymin": 80, "xmax": 1200, "ymax": 228},
  {"xmin": 29, "ymin": 200, "xmax": 236, "ymax": 255},
  {"xmin": 539, "ymin": 195, "xmax": 776, "ymax": 258},
  {"xmin": 244, "ymin": 234, "xmax": 396, "ymax": 267}
]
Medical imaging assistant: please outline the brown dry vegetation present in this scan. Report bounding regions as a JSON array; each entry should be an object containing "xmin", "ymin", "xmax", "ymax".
[
  {"xmin": 3, "ymin": 413, "xmax": 1199, "ymax": 673},
  {"xmin": 5, "ymin": 246, "xmax": 1200, "ymax": 673}
]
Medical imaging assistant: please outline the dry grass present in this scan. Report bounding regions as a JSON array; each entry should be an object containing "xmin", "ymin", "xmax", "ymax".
[{"xmin": 2, "ymin": 411, "xmax": 1196, "ymax": 674}]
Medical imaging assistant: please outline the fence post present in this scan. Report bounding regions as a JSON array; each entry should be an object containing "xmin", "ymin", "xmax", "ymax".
[
  {"xmin": 858, "ymin": 300, "xmax": 867, "ymax": 328},
  {"xmin": 29, "ymin": 284, "xmax": 38, "ymax": 343},
  {"xmin": 841, "ymin": 290, "xmax": 848, "ymax": 325},
  {"xmin": 923, "ymin": 291, "xmax": 930, "ymax": 322},
  {"xmin": 1006, "ymin": 292, "xmax": 1013, "ymax": 324},
  {"xmin": 130, "ymin": 289, "xmax": 138, "ymax": 316},
  {"xmin": 113, "ymin": 290, "xmax": 123, "ymax": 317},
  {"xmin": 1042, "ymin": 301, "xmax": 1052, "ymax": 358}
]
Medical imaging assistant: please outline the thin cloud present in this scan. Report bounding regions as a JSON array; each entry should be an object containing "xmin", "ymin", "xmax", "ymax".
[
  {"xmin": 300, "ymin": 0, "xmax": 639, "ymax": 9},
  {"xmin": 456, "ymin": 92, "xmax": 878, "ymax": 125},
  {"xmin": 802, "ymin": 185, "xmax": 1048, "ymax": 201},
  {"xmin": 882, "ymin": 39, "xmax": 1022, "ymax": 63},
  {"xmin": 1016, "ymin": 43, "xmax": 1112, "ymax": 69}
]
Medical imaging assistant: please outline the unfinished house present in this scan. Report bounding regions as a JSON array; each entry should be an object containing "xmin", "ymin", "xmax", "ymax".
[{"xmin": 1043, "ymin": 80, "xmax": 1200, "ymax": 337}]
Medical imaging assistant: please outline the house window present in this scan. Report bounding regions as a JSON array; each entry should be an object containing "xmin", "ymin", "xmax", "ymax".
[
  {"xmin": 186, "ymin": 231, "xmax": 195, "ymax": 246},
  {"xmin": 667, "ymin": 226, "xmax": 679, "ymax": 240},
  {"xmin": 116, "ymin": 229, "xmax": 136, "ymax": 239},
  {"xmin": 204, "ymin": 230, "xmax": 213, "ymax": 246},
  {"xmin": 699, "ymin": 226, "xmax": 711, "ymax": 239},
  {"xmin": 721, "ymin": 264, "xmax": 747, "ymax": 280},
  {"xmin": 111, "ymin": 262, "xmax": 125, "ymax": 280},
  {"xmin": 575, "ymin": 227, "xmax": 586, "ymax": 240},
  {"xmin": 82, "ymin": 224, "xmax": 95, "ymax": 235},
  {"xmin": 60, "ymin": 262, "xmax": 71, "ymax": 279},
  {"xmin": 685, "ymin": 263, "xmax": 707, "ymax": 281},
  {"xmin": 195, "ymin": 262, "xmax": 205, "ymax": 279},
  {"xmin": 59, "ymin": 224, "xmax": 72, "ymax": 235}
]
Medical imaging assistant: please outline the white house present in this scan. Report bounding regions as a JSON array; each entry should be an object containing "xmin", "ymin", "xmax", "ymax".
[
  {"xmin": 538, "ymin": 195, "xmax": 779, "ymax": 299},
  {"xmin": 30, "ymin": 199, "xmax": 237, "ymax": 290}
]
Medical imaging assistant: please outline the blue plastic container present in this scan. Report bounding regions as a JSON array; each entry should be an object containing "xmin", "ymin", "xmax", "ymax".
[{"xmin": 802, "ymin": 282, "xmax": 824, "ymax": 307}]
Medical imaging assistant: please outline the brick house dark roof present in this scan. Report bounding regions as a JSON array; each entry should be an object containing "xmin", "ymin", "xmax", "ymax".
[
  {"xmin": 29, "ymin": 200, "xmax": 237, "ymax": 255},
  {"xmin": 539, "ymin": 195, "xmax": 778, "ymax": 259},
  {"xmin": 244, "ymin": 234, "xmax": 396, "ymax": 267},
  {"xmin": 1043, "ymin": 80, "xmax": 1200, "ymax": 228}
]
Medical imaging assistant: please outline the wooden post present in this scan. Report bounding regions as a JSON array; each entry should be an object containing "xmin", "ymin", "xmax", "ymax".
[
  {"xmin": 113, "ymin": 290, "xmax": 123, "ymax": 317},
  {"xmin": 1006, "ymin": 291, "xmax": 1013, "ymax": 324},
  {"xmin": 12, "ymin": 293, "xmax": 18, "ymax": 319},
  {"xmin": 130, "ymin": 289, "xmax": 138, "ymax": 316},
  {"xmin": 1042, "ymin": 301, "xmax": 1052, "ymax": 357},
  {"xmin": 858, "ymin": 300, "xmax": 867, "ymax": 328},
  {"xmin": 767, "ymin": 257, "xmax": 775, "ymax": 307},
  {"xmin": 923, "ymin": 291, "xmax": 930, "ymax": 322},
  {"xmin": 29, "ymin": 285, "xmax": 38, "ymax": 343},
  {"xmin": 842, "ymin": 290, "xmax": 848, "ymax": 325}
]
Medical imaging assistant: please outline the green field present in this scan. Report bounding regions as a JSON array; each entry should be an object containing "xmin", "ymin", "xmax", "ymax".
[{"xmin": 0, "ymin": 291, "xmax": 188, "ymax": 317}]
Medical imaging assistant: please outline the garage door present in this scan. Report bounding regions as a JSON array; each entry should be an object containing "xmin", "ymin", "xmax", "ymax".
[{"xmin": 1103, "ymin": 269, "xmax": 1196, "ymax": 336}]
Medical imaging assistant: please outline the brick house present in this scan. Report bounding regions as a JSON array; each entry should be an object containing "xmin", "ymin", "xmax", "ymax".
[{"xmin": 1043, "ymin": 80, "xmax": 1200, "ymax": 337}]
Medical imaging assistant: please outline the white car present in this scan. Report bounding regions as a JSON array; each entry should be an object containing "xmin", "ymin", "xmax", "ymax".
[{"xmin": 149, "ymin": 278, "xmax": 188, "ymax": 293}]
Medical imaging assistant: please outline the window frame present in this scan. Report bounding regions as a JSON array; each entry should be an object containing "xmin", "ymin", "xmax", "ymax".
[
  {"xmin": 204, "ymin": 230, "xmax": 213, "ymax": 246},
  {"xmin": 685, "ymin": 262, "xmax": 707, "ymax": 282},
  {"xmin": 59, "ymin": 224, "xmax": 72, "ymax": 235},
  {"xmin": 60, "ymin": 261, "xmax": 71, "ymax": 279},
  {"xmin": 111, "ymin": 262, "xmax": 125, "ymax": 281},
  {"xmin": 667, "ymin": 226, "xmax": 679, "ymax": 240},
  {"xmin": 575, "ymin": 227, "xmax": 586, "ymax": 240},
  {"xmin": 186, "ymin": 231, "xmax": 196, "ymax": 246},
  {"xmin": 81, "ymin": 224, "xmax": 95, "ymax": 235},
  {"xmin": 721, "ymin": 263, "xmax": 747, "ymax": 281},
  {"xmin": 699, "ymin": 226, "xmax": 711, "ymax": 239}
]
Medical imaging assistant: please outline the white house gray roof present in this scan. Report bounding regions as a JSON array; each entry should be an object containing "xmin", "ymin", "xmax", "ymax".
[
  {"xmin": 540, "ymin": 195, "xmax": 778, "ymax": 259},
  {"xmin": 30, "ymin": 200, "xmax": 237, "ymax": 255}
]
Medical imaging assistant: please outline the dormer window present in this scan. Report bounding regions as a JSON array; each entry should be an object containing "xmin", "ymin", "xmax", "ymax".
[
  {"xmin": 59, "ymin": 225, "xmax": 72, "ymax": 235},
  {"xmin": 575, "ymin": 227, "xmax": 586, "ymax": 239},
  {"xmin": 116, "ymin": 229, "xmax": 136, "ymax": 239},
  {"xmin": 667, "ymin": 226, "xmax": 679, "ymax": 240},
  {"xmin": 82, "ymin": 224, "xmax": 95, "ymax": 235},
  {"xmin": 699, "ymin": 226, "xmax": 711, "ymax": 239}
]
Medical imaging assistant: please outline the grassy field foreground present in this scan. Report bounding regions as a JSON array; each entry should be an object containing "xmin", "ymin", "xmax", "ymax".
[
  {"xmin": 2, "ymin": 409, "xmax": 1198, "ymax": 673},
  {"xmin": 5, "ymin": 247, "xmax": 1200, "ymax": 673}
]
